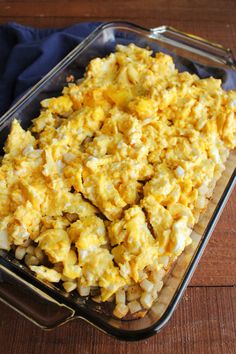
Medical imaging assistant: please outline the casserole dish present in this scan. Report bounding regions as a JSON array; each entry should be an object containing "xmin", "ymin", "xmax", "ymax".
[{"xmin": 0, "ymin": 21, "xmax": 235, "ymax": 340}]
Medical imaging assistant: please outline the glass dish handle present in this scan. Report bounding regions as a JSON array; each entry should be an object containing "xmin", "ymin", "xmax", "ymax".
[
  {"xmin": 0, "ymin": 264, "xmax": 75, "ymax": 328},
  {"xmin": 150, "ymin": 26, "xmax": 236, "ymax": 68}
]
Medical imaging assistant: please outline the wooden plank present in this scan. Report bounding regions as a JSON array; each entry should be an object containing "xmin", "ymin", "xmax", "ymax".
[
  {"xmin": 190, "ymin": 230, "xmax": 236, "ymax": 286},
  {"xmin": 0, "ymin": 1, "xmax": 236, "ymax": 25},
  {"xmin": 0, "ymin": 287, "xmax": 235, "ymax": 354},
  {"xmin": 1, "ymin": 0, "xmax": 235, "ymax": 6},
  {"xmin": 0, "ymin": 0, "xmax": 235, "ymax": 12}
]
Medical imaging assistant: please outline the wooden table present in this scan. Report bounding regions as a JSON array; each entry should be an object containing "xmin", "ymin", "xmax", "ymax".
[{"xmin": 0, "ymin": 1, "xmax": 235, "ymax": 353}]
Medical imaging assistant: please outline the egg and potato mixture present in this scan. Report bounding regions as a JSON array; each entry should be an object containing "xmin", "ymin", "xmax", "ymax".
[{"xmin": 0, "ymin": 44, "xmax": 236, "ymax": 318}]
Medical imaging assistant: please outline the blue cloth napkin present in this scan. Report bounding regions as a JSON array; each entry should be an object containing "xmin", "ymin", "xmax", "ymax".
[
  {"xmin": 0, "ymin": 22, "xmax": 101, "ymax": 116},
  {"xmin": 0, "ymin": 21, "xmax": 236, "ymax": 118}
]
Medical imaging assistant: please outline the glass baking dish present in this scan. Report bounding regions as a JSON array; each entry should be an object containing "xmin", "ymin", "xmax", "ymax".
[{"xmin": 0, "ymin": 21, "xmax": 235, "ymax": 341}]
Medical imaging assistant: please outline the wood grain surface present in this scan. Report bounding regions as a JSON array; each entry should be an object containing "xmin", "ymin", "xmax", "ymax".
[
  {"xmin": 0, "ymin": 0, "xmax": 235, "ymax": 353},
  {"xmin": 0, "ymin": 287, "xmax": 235, "ymax": 354}
]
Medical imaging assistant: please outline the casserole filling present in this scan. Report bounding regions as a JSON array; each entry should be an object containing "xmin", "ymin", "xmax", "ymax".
[{"xmin": 0, "ymin": 44, "xmax": 235, "ymax": 318}]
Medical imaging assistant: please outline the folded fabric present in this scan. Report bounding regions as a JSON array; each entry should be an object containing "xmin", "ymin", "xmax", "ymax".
[
  {"xmin": 0, "ymin": 21, "xmax": 235, "ymax": 118},
  {"xmin": 0, "ymin": 22, "xmax": 101, "ymax": 116}
]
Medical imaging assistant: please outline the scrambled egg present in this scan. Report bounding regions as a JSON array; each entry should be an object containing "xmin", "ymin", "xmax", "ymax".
[{"xmin": 0, "ymin": 44, "xmax": 235, "ymax": 305}]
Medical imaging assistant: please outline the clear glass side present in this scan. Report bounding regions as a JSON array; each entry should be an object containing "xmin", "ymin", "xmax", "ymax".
[
  {"xmin": 150, "ymin": 26, "xmax": 236, "ymax": 68},
  {"xmin": 0, "ymin": 22, "xmax": 235, "ymax": 339},
  {"xmin": 0, "ymin": 263, "xmax": 75, "ymax": 328}
]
